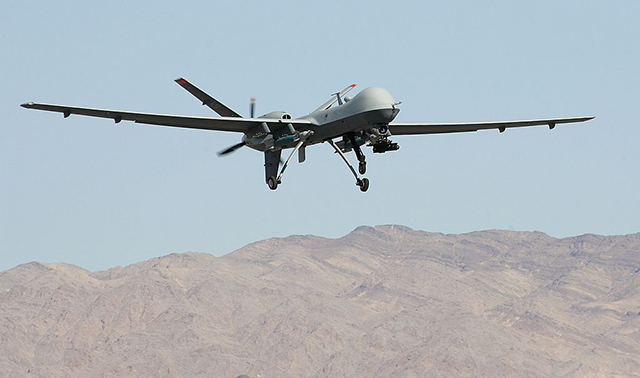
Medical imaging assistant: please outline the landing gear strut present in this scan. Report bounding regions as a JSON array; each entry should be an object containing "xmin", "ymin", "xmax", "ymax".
[
  {"xmin": 264, "ymin": 150, "xmax": 281, "ymax": 190},
  {"xmin": 346, "ymin": 132, "xmax": 367, "ymax": 175},
  {"xmin": 327, "ymin": 139, "xmax": 370, "ymax": 192},
  {"xmin": 276, "ymin": 139, "xmax": 306, "ymax": 187},
  {"xmin": 264, "ymin": 131, "xmax": 313, "ymax": 190}
]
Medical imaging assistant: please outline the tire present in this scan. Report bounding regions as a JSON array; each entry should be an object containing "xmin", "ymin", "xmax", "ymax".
[
  {"xmin": 359, "ymin": 178, "xmax": 370, "ymax": 192},
  {"xmin": 267, "ymin": 176, "xmax": 278, "ymax": 190},
  {"xmin": 359, "ymin": 161, "xmax": 367, "ymax": 175}
]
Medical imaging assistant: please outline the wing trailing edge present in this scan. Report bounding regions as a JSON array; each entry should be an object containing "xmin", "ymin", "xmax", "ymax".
[
  {"xmin": 20, "ymin": 102, "xmax": 312, "ymax": 134},
  {"xmin": 389, "ymin": 116, "xmax": 595, "ymax": 135}
]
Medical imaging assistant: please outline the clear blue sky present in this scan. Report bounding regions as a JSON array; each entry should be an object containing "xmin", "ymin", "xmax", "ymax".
[{"xmin": 2, "ymin": 1, "xmax": 638, "ymax": 272}]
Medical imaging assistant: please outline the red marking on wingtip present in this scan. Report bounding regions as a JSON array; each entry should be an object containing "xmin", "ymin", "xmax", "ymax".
[
  {"xmin": 176, "ymin": 78, "xmax": 188, "ymax": 84},
  {"xmin": 351, "ymin": 84, "xmax": 357, "ymax": 87}
]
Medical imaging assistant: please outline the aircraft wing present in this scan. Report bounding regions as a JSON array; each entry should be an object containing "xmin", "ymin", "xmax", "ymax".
[
  {"xmin": 21, "ymin": 102, "xmax": 313, "ymax": 133},
  {"xmin": 389, "ymin": 116, "xmax": 595, "ymax": 135},
  {"xmin": 174, "ymin": 78, "xmax": 242, "ymax": 118}
]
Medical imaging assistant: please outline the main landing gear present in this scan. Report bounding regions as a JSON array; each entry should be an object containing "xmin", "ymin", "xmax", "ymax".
[
  {"xmin": 263, "ymin": 130, "xmax": 370, "ymax": 192},
  {"xmin": 327, "ymin": 138, "xmax": 370, "ymax": 192},
  {"xmin": 267, "ymin": 176, "xmax": 278, "ymax": 190},
  {"xmin": 265, "ymin": 131, "xmax": 313, "ymax": 191}
]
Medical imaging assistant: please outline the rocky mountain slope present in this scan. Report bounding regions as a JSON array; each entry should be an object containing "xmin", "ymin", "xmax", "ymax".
[{"xmin": 1, "ymin": 226, "xmax": 640, "ymax": 377}]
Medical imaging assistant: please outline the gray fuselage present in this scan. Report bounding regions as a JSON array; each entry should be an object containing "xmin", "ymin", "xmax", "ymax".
[{"xmin": 245, "ymin": 87, "xmax": 400, "ymax": 151}]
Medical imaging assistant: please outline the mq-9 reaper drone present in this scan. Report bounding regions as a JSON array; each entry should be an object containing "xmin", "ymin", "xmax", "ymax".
[{"xmin": 22, "ymin": 79, "xmax": 594, "ymax": 192}]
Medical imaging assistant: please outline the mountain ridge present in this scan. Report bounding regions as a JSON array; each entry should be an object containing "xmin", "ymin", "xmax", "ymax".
[{"xmin": 1, "ymin": 226, "xmax": 639, "ymax": 377}]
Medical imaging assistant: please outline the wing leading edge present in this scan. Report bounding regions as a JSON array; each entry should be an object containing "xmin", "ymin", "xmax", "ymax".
[
  {"xmin": 20, "ymin": 102, "xmax": 312, "ymax": 134},
  {"xmin": 389, "ymin": 116, "xmax": 595, "ymax": 135}
]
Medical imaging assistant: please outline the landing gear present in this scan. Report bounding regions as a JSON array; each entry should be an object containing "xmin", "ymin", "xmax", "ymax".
[
  {"xmin": 263, "ymin": 131, "xmax": 314, "ymax": 190},
  {"xmin": 264, "ymin": 150, "xmax": 281, "ymax": 190},
  {"xmin": 358, "ymin": 178, "xmax": 370, "ymax": 192},
  {"xmin": 274, "ymin": 139, "xmax": 306, "ymax": 188},
  {"xmin": 327, "ymin": 139, "xmax": 370, "ymax": 193},
  {"xmin": 358, "ymin": 161, "xmax": 367, "ymax": 175},
  {"xmin": 267, "ymin": 176, "xmax": 279, "ymax": 190},
  {"xmin": 347, "ymin": 132, "xmax": 367, "ymax": 175}
]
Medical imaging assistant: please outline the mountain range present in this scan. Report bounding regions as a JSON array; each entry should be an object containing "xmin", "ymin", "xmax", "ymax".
[{"xmin": 1, "ymin": 225, "xmax": 639, "ymax": 377}]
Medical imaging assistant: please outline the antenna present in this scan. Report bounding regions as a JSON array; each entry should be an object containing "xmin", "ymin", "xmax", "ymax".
[{"xmin": 333, "ymin": 92, "xmax": 343, "ymax": 106}]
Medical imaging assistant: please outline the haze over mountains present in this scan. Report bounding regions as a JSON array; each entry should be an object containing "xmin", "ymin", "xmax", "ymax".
[{"xmin": 1, "ymin": 225, "xmax": 640, "ymax": 377}]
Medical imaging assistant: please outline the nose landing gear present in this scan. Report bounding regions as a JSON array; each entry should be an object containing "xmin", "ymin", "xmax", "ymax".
[
  {"xmin": 327, "ymin": 138, "xmax": 370, "ymax": 193},
  {"xmin": 357, "ymin": 178, "xmax": 370, "ymax": 192},
  {"xmin": 346, "ymin": 132, "xmax": 367, "ymax": 175},
  {"xmin": 359, "ymin": 161, "xmax": 367, "ymax": 175}
]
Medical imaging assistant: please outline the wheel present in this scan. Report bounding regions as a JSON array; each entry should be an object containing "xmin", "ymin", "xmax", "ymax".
[
  {"xmin": 267, "ymin": 176, "xmax": 278, "ymax": 190},
  {"xmin": 358, "ymin": 161, "xmax": 367, "ymax": 175},
  {"xmin": 359, "ymin": 178, "xmax": 370, "ymax": 192}
]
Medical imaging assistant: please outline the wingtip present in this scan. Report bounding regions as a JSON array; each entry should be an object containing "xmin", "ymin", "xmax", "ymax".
[
  {"xmin": 174, "ymin": 77, "xmax": 188, "ymax": 84},
  {"xmin": 21, "ymin": 102, "xmax": 33, "ymax": 108}
]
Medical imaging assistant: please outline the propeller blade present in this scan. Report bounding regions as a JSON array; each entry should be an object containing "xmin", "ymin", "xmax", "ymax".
[
  {"xmin": 250, "ymin": 97, "xmax": 256, "ymax": 118},
  {"xmin": 217, "ymin": 141, "xmax": 246, "ymax": 156}
]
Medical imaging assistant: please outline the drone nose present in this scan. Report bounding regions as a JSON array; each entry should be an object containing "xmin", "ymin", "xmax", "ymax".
[
  {"xmin": 390, "ymin": 104, "xmax": 401, "ymax": 120},
  {"xmin": 367, "ymin": 107, "xmax": 400, "ymax": 124},
  {"xmin": 385, "ymin": 106, "xmax": 400, "ymax": 122}
]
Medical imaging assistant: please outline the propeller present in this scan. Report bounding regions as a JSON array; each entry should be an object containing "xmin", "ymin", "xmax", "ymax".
[
  {"xmin": 218, "ymin": 97, "xmax": 256, "ymax": 156},
  {"xmin": 217, "ymin": 141, "xmax": 246, "ymax": 156},
  {"xmin": 250, "ymin": 97, "xmax": 256, "ymax": 118}
]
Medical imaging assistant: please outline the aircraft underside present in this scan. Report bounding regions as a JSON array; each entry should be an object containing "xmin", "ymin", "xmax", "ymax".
[{"xmin": 259, "ymin": 108, "xmax": 402, "ymax": 192}]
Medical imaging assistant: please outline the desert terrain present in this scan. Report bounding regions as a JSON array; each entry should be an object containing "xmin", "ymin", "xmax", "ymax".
[{"xmin": 1, "ymin": 225, "xmax": 639, "ymax": 377}]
